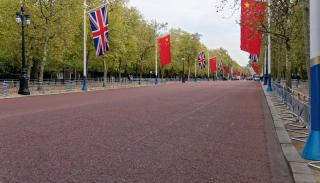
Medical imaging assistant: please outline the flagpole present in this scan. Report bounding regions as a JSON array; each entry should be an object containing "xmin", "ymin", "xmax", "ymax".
[
  {"xmin": 82, "ymin": 0, "xmax": 88, "ymax": 92},
  {"xmin": 207, "ymin": 50, "xmax": 210, "ymax": 81},
  {"xmin": 266, "ymin": 0, "xmax": 272, "ymax": 91},
  {"xmin": 155, "ymin": 37, "xmax": 158, "ymax": 85},
  {"xmin": 263, "ymin": 42, "xmax": 268, "ymax": 85}
]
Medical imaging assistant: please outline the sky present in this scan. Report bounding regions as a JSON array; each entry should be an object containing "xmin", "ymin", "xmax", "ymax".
[{"xmin": 128, "ymin": 0, "xmax": 249, "ymax": 66}]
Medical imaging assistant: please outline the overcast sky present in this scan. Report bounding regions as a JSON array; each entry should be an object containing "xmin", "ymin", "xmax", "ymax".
[{"xmin": 128, "ymin": 0, "xmax": 248, "ymax": 66}]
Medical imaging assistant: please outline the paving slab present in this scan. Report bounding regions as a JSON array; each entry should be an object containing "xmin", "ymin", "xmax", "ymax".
[
  {"xmin": 293, "ymin": 173, "xmax": 317, "ymax": 183},
  {"xmin": 276, "ymin": 127, "xmax": 293, "ymax": 144},
  {"xmin": 290, "ymin": 162, "xmax": 314, "ymax": 175}
]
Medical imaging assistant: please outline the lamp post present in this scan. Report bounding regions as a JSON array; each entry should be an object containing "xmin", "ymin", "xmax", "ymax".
[{"xmin": 16, "ymin": 4, "xmax": 30, "ymax": 95}]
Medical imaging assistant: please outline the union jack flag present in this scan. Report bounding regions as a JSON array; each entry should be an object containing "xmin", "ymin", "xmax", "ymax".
[
  {"xmin": 88, "ymin": 4, "xmax": 109, "ymax": 56},
  {"xmin": 249, "ymin": 54, "xmax": 259, "ymax": 62},
  {"xmin": 198, "ymin": 51, "xmax": 206, "ymax": 69}
]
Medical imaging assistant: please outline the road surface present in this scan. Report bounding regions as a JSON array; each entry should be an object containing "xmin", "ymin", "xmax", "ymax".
[{"xmin": 0, "ymin": 81, "xmax": 293, "ymax": 183}]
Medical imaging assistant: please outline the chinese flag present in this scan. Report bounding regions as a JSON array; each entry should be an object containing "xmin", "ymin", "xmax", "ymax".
[
  {"xmin": 240, "ymin": 0, "xmax": 266, "ymax": 55},
  {"xmin": 252, "ymin": 63, "xmax": 260, "ymax": 74},
  {"xmin": 210, "ymin": 58, "xmax": 217, "ymax": 73},
  {"xmin": 225, "ymin": 67, "xmax": 230, "ymax": 74},
  {"xmin": 158, "ymin": 35, "xmax": 171, "ymax": 67}
]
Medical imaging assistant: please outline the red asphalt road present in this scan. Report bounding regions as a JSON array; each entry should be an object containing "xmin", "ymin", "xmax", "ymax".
[{"xmin": 0, "ymin": 81, "xmax": 292, "ymax": 183}]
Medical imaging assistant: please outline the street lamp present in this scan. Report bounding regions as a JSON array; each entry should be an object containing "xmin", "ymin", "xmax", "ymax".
[{"xmin": 16, "ymin": 4, "xmax": 30, "ymax": 95}]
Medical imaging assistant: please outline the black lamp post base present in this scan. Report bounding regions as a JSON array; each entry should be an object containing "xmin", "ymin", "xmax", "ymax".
[
  {"xmin": 18, "ymin": 77, "xmax": 30, "ymax": 95},
  {"xmin": 18, "ymin": 89, "xmax": 30, "ymax": 95}
]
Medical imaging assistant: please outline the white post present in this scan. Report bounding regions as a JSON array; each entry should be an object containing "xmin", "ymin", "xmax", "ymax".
[
  {"xmin": 155, "ymin": 37, "xmax": 158, "ymax": 84},
  {"xmin": 263, "ymin": 42, "xmax": 267, "ymax": 85},
  {"xmin": 82, "ymin": 0, "xmax": 87, "ymax": 91},
  {"xmin": 267, "ymin": 0, "xmax": 272, "ymax": 91},
  {"xmin": 207, "ymin": 50, "xmax": 210, "ymax": 79},
  {"xmin": 264, "ymin": 44, "xmax": 267, "ymax": 74}
]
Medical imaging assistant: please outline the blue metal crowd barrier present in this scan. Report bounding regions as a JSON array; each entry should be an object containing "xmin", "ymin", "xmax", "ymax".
[{"xmin": 272, "ymin": 82, "xmax": 311, "ymax": 127}]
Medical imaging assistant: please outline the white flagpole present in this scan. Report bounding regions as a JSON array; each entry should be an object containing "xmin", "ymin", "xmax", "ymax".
[
  {"xmin": 82, "ymin": 0, "xmax": 87, "ymax": 92},
  {"xmin": 266, "ymin": 0, "xmax": 272, "ymax": 91},
  {"xmin": 154, "ymin": 35, "xmax": 158, "ymax": 84},
  {"xmin": 264, "ymin": 42, "xmax": 267, "ymax": 84},
  {"xmin": 207, "ymin": 50, "xmax": 210, "ymax": 80},
  {"xmin": 155, "ymin": 37, "xmax": 158, "ymax": 84}
]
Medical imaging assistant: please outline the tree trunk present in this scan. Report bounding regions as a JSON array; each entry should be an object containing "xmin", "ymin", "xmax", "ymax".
[
  {"xmin": 38, "ymin": 28, "xmax": 49, "ymax": 91},
  {"xmin": 124, "ymin": 63, "xmax": 128, "ymax": 76},
  {"xmin": 139, "ymin": 60, "xmax": 143, "ymax": 85},
  {"xmin": 277, "ymin": 43, "xmax": 283, "ymax": 82},
  {"xmin": 118, "ymin": 58, "xmax": 122, "ymax": 82},
  {"xmin": 135, "ymin": 63, "xmax": 138, "ymax": 78},
  {"xmin": 188, "ymin": 59, "xmax": 191, "ymax": 81},
  {"xmin": 285, "ymin": 44, "xmax": 292, "ymax": 88},
  {"xmin": 302, "ymin": 0, "xmax": 310, "ymax": 94},
  {"xmin": 27, "ymin": 42, "xmax": 34, "ymax": 80},
  {"xmin": 74, "ymin": 68, "xmax": 77, "ymax": 80},
  {"xmin": 161, "ymin": 68, "xmax": 164, "ymax": 79},
  {"xmin": 27, "ymin": 54, "xmax": 33, "ymax": 80}
]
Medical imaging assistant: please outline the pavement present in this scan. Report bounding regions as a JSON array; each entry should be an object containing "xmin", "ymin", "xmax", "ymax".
[
  {"xmin": 0, "ymin": 81, "xmax": 293, "ymax": 183},
  {"xmin": 262, "ymin": 83, "xmax": 317, "ymax": 183}
]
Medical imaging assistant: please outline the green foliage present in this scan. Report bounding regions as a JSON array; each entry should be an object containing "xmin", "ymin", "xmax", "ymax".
[{"xmin": 0, "ymin": 0, "xmax": 243, "ymax": 79}]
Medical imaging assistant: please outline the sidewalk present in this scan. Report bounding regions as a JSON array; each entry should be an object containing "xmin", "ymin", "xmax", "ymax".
[
  {"xmin": 262, "ymin": 83, "xmax": 318, "ymax": 183},
  {"xmin": 0, "ymin": 81, "xmax": 159, "ymax": 99}
]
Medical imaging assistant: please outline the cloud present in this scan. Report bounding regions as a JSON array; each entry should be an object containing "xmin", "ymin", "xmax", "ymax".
[{"xmin": 128, "ymin": 0, "xmax": 249, "ymax": 66}]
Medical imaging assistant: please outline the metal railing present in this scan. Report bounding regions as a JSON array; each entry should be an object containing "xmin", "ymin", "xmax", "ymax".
[
  {"xmin": 272, "ymin": 82, "xmax": 311, "ymax": 127},
  {"xmin": 0, "ymin": 81, "xmax": 9, "ymax": 97},
  {"xmin": 0, "ymin": 77, "xmax": 182, "ymax": 98}
]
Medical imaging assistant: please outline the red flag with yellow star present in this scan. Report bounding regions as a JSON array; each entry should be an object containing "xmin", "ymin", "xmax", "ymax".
[
  {"xmin": 252, "ymin": 63, "xmax": 260, "ymax": 74},
  {"xmin": 241, "ymin": 0, "xmax": 266, "ymax": 55},
  {"xmin": 210, "ymin": 58, "xmax": 217, "ymax": 73},
  {"xmin": 158, "ymin": 34, "xmax": 171, "ymax": 67}
]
